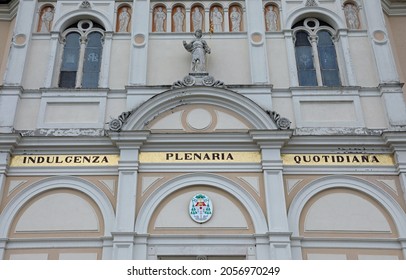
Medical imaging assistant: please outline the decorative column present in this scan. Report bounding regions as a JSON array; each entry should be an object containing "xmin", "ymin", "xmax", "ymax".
[
  {"xmin": 185, "ymin": 8, "xmax": 191, "ymax": 32},
  {"xmin": 335, "ymin": 29, "xmax": 357, "ymax": 86},
  {"xmin": 0, "ymin": 134, "xmax": 20, "ymax": 259},
  {"xmin": 110, "ymin": 131, "xmax": 149, "ymax": 259},
  {"xmin": 205, "ymin": 7, "xmax": 210, "ymax": 32},
  {"xmin": 245, "ymin": 1, "xmax": 270, "ymax": 84},
  {"xmin": 75, "ymin": 35, "xmax": 87, "ymax": 88},
  {"xmin": 43, "ymin": 32, "xmax": 61, "ymax": 88},
  {"xmin": 363, "ymin": 0, "xmax": 406, "ymax": 126},
  {"xmin": 223, "ymin": 8, "xmax": 230, "ymax": 32},
  {"xmin": 166, "ymin": 8, "xmax": 172, "ymax": 33},
  {"xmin": 251, "ymin": 130, "xmax": 293, "ymax": 260},
  {"xmin": 309, "ymin": 35, "xmax": 323, "ymax": 86},
  {"xmin": 284, "ymin": 30, "xmax": 299, "ymax": 87},
  {"xmin": 99, "ymin": 31, "xmax": 113, "ymax": 88},
  {"xmin": 128, "ymin": 0, "xmax": 149, "ymax": 85}
]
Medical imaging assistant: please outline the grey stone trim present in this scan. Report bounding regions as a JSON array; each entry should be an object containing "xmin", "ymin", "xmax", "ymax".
[
  {"xmin": 108, "ymin": 111, "xmax": 132, "ymax": 132},
  {"xmin": 172, "ymin": 73, "xmax": 226, "ymax": 89},
  {"xmin": 266, "ymin": 110, "xmax": 291, "ymax": 130}
]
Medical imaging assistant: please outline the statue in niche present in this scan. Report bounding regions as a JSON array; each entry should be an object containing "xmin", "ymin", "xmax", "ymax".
[
  {"xmin": 173, "ymin": 7, "xmax": 185, "ymax": 32},
  {"xmin": 118, "ymin": 7, "xmax": 131, "ymax": 32},
  {"xmin": 230, "ymin": 7, "xmax": 241, "ymax": 32},
  {"xmin": 192, "ymin": 7, "xmax": 203, "ymax": 32},
  {"xmin": 211, "ymin": 7, "xmax": 223, "ymax": 32},
  {"xmin": 344, "ymin": 3, "xmax": 360, "ymax": 29},
  {"xmin": 183, "ymin": 29, "xmax": 211, "ymax": 73},
  {"xmin": 39, "ymin": 6, "xmax": 54, "ymax": 32},
  {"xmin": 154, "ymin": 7, "xmax": 166, "ymax": 32},
  {"xmin": 265, "ymin": 6, "xmax": 278, "ymax": 32}
]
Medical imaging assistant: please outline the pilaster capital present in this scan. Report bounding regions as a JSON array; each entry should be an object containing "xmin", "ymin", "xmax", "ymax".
[
  {"xmin": 0, "ymin": 134, "xmax": 21, "ymax": 153},
  {"xmin": 250, "ymin": 130, "xmax": 292, "ymax": 149},
  {"xmin": 383, "ymin": 131, "xmax": 406, "ymax": 151},
  {"xmin": 109, "ymin": 131, "xmax": 150, "ymax": 150}
]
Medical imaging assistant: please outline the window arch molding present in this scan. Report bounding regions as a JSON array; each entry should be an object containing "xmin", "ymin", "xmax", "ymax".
[
  {"xmin": 292, "ymin": 18, "xmax": 341, "ymax": 86},
  {"xmin": 285, "ymin": 6, "xmax": 345, "ymax": 30},
  {"xmin": 284, "ymin": 10, "xmax": 357, "ymax": 87},
  {"xmin": 53, "ymin": 10, "xmax": 113, "ymax": 32},
  {"xmin": 43, "ymin": 13, "xmax": 113, "ymax": 89}
]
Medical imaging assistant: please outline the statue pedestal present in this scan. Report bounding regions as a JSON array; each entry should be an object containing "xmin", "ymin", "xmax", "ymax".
[{"xmin": 172, "ymin": 72, "xmax": 225, "ymax": 88}]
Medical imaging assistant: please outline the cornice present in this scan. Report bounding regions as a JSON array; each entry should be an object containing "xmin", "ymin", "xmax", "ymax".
[
  {"xmin": 382, "ymin": 0, "xmax": 406, "ymax": 16},
  {"xmin": 0, "ymin": 0, "xmax": 18, "ymax": 21}
]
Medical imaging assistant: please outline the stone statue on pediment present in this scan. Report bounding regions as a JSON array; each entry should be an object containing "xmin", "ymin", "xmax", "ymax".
[{"xmin": 183, "ymin": 29, "xmax": 211, "ymax": 73}]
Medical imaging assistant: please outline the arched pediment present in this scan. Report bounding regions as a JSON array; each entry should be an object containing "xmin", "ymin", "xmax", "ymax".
[{"xmin": 115, "ymin": 87, "xmax": 289, "ymax": 132}]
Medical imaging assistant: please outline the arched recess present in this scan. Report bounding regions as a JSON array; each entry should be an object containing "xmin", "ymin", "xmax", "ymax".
[
  {"xmin": 0, "ymin": 177, "xmax": 115, "ymax": 238},
  {"xmin": 288, "ymin": 175, "xmax": 406, "ymax": 238},
  {"xmin": 135, "ymin": 173, "xmax": 268, "ymax": 234},
  {"xmin": 122, "ymin": 87, "xmax": 278, "ymax": 131},
  {"xmin": 148, "ymin": 185, "xmax": 255, "ymax": 234},
  {"xmin": 9, "ymin": 189, "xmax": 103, "ymax": 238}
]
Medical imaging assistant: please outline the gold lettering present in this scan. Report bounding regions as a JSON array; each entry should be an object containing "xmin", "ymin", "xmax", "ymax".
[
  {"xmin": 282, "ymin": 154, "xmax": 394, "ymax": 166},
  {"xmin": 10, "ymin": 155, "xmax": 119, "ymax": 167},
  {"xmin": 101, "ymin": 156, "xmax": 109, "ymax": 163}
]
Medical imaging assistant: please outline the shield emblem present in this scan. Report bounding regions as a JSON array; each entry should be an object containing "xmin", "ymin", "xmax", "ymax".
[{"xmin": 189, "ymin": 193, "xmax": 213, "ymax": 223}]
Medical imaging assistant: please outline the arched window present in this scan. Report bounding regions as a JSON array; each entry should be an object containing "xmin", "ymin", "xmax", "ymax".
[
  {"xmin": 59, "ymin": 20, "xmax": 105, "ymax": 88},
  {"xmin": 293, "ymin": 18, "xmax": 340, "ymax": 86}
]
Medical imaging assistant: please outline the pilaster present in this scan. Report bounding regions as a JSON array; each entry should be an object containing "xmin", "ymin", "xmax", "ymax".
[
  {"xmin": 363, "ymin": 0, "xmax": 399, "ymax": 83},
  {"xmin": 363, "ymin": 0, "xmax": 406, "ymax": 126},
  {"xmin": 128, "ymin": 0, "xmax": 149, "ymax": 85},
  {"xmin": 110, "ymin": 131, "xmax": 149, "ymax": 259},
  {"xmin": 336, "ymin": 29, "xmax": 357, "ymax": 86},
  {"xmin": 0, "ymin": 134, "xmax": 20, "ymax": 260},
  {"xmin": 379, "ymin": 84, "xmax": 406, "ymax": 127},
  {"xmin": 99, "ymin": 31, "xmax": 113, "ymax": 88},
  {"xmin": 250, "ymin": 130, "xmax": 293, "ymax": 259},
  {"xmin": 3, "ymin": 0, "xmax": 36, "ymax": 86},
  {"xmin": 384, "ymin": 132, "xmax": 406, "ymax": 260},
  {"xmin": 384, "ymin": 132, "xmax": 406, "ymax": 205},
  {"xmin": 0, "ymin": 86, "xmax": 22, "ymax": 133},
  {"xmin": 43, "ymin": 32, "xmax": 61, "ymax": 88},
  {"xmin": 133, "ymin": 234, "xmax": 149, "ymax": 260},
  {"xmin": 284, "ymin": 30, "xmax": 299, "ymax": 87},
  {"xmin": 0, "ymin": 239, "xmax": 7, "ymax": 260},
  {"xmin": 245, "ymin": 1, "xmax": 269, "ymax": 84}
]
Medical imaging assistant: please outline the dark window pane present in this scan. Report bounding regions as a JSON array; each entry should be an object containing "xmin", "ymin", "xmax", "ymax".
[
  {"xmin": 297, "ymin": 69, "xmax": 318, "ymax": 86},
  {"xmin": 295, "ymin": 31, "xmax": 317, "ymax": 86},
  {"xmin": 82, "ymin": 32, "xmax": 103, "ymax": 88},
  {"xmin": 59, "ymin": 32, "xmax": 80, "ymax": 87},
  {"xmin": 317, "ymin": 30, "xmax": 340, "ymax": 86},
  {"xmin": 295, "ymin": 31, "xmax": 311, "ymax": 47},
  {"xmin": 318, "ymin": 30, "xmax": 334, "ymax": 46},
  {"xmin": 60, "ymin": 33, "xmax": 80, "ymax": 71},
  {"xmin": 322, "ymin": 70, "xmax": 341, "ymax": 86},
  {"xmin": 59, "ymin": 71, "xmax": 77, "ymax": 88}
]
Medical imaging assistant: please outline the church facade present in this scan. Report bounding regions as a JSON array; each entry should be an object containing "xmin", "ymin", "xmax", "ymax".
[{"xmin": 1, "ymin": 0, "xmax": 406, "ymax": 260}]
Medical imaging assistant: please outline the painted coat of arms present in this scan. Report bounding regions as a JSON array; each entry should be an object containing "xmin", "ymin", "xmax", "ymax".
[{"xmin": 189, "ymin": 193, "xmax": 213, "ymax": 223}]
